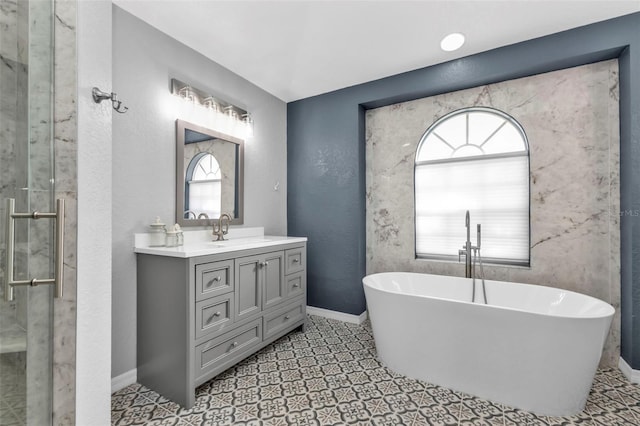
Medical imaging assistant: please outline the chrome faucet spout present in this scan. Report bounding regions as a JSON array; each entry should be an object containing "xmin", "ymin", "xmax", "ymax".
[{"xmin": 465, "ymin": 210, "xmax": 470, "ymax": 242}]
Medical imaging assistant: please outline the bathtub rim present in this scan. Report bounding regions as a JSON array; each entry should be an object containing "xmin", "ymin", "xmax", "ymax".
[{"xmin": 363, "ymin": 271, "xmax": 615, "ymax": 320}]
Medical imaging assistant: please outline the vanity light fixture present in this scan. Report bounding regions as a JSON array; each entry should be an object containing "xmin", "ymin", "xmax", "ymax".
[
  {"xmin": 202, "ymin": 97, "xmax": 220, "ymax": 112},
  {"xmin": 171, "ymin": 78, "xmax": 253, "ymax": 139},
  {"xmin": 242, "ymin": 114, "xmax": 254, "ymax": 138},
  {"xmin": 440, "ymin": 32, "xmax": 465, "ymax": 52},
  {"xmin": 178, "ymin": 85, "xmax": 196, "ymax": 103}
]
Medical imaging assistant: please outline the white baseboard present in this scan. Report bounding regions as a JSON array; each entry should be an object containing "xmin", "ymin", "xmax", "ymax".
[
  {"xmin": 619, "ymin": 357, "xmax": 640, "ymax": 384},
  {"xmin": 111, "ymin": 369, "xmax": 137, "ymax": 393},
  {"xmin": 306, "ymin": 305, "xmax": 368, "ymax": 325}
]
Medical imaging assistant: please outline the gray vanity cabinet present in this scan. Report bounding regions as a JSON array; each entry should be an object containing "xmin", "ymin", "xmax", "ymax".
[
  {"xmin": 136, "ymin": 242, "xmax": 306, "ymax": 408},
  {"xmin": 235, "ymin": 251, "xmax": 284, "ymax": 321}
]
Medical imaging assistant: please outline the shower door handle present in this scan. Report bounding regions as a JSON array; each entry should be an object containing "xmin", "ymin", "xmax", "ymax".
[{"xmin": 4, "ymin": 198, "xmax": 65, "ymax": 302}]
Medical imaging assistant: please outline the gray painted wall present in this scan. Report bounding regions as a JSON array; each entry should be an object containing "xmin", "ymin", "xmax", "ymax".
[
  {"xmin": 287, "ymin": 12, "xmax": 640, "ymax": 367},
  {"xmin": 112, "ymin": 6, "xmax": 287, "ymax": 378}
]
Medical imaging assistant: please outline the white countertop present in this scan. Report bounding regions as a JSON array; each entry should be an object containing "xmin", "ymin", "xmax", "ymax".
[{"xmin": 133, "ymin": 227, "xmax": 307, "ymax": 258}]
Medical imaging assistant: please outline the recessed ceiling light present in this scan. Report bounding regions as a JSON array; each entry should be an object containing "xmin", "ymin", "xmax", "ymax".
[{"xmin": 440, "ymin": 33, "xmax": 465, "ymax": 52}]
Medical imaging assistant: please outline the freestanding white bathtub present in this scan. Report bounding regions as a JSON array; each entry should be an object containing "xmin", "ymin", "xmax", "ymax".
[{"xmin": 363, "ymin": 272, "xmax": 614, "ymax": 416}]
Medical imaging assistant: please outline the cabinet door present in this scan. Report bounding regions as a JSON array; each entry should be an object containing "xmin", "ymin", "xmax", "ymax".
[
  {"xmin": 263, "ymin": 251, "xmax": 285, "ymax": 309},
  {"xmin": 235, "ymin": 255, "xmax": 262, "ymax": 321}
]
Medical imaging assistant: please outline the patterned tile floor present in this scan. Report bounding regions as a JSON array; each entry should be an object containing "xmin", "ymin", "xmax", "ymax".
[{"xmin": 112, "ymin": 315, "xmax": 640, "ymax": 425}]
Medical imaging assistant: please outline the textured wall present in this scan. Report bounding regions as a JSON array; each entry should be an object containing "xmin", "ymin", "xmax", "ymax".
[
  {"xmin": 366, "ymin": 60, "xmax": 620, "ymax": 367},
  {"xmin": 76, "ymin": 0, "xmax": 113, "ymax": 423},
  {"xmin": 112, "ymin": 6, "xmax": 287, "ymax": 378}
]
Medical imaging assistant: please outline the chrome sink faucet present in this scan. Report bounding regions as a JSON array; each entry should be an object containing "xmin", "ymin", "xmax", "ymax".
[
  {"xmin": 458, "ymin": 210, "xmax": 481, "ymax": 278},
  {"xmin": 212, "ymin": 213, "xmax": 231, "ymax": 241}
]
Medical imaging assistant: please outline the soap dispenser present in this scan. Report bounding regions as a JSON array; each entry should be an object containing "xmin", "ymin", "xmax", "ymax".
[{"xmin": 149, "ymin": 217, "xmax": 166, "ymax": 247}]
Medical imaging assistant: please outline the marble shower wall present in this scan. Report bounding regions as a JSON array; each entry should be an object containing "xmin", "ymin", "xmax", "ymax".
[
  {"xmin": 0, "ymin": 0, "xmax": 77, "ymax": 424},
  {"xmin": 53, "ymin": 1, "xmax": 77, "ymax": 424},
  {"xmin": 0, "ymin": 0, "xmax": 55, "ymax": 424},
  {"xmin": 0, "ymin": 0, "xmax": 28, "ymax": 320},
  {"xmin": 365, "ymin": 60, "xmax": 621, "ymax": 367}
]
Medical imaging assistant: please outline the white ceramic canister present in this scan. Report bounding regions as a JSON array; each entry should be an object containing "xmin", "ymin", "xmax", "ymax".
[{"xmin": 149, "ymin": 217, "xmax": 166, "ymax": 247}]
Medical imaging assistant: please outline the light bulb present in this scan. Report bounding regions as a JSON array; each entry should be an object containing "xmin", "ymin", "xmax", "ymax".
[{"xmin": 440, "ymin": 33, "xmax": 465, "ymax": 52}]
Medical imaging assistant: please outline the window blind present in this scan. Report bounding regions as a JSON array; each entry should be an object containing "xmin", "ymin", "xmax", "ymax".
[{"xmin": 415, "ymin": 155, "xmax": 529, "ymax": 264}]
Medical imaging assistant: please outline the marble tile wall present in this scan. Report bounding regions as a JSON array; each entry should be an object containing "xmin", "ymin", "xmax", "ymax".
[
  {"xmin": 0, "ymin": 0, "xmax": 53, "ymax": 424},
  {"xmin": 52, "ymin": 1, "xmax": 77, "ymax": 424},
  {"xmin": 0, "ymin": 0, "xmax": 20, "ymax": 315},
  {"xmin": 365, "ymin": 60, "xmax": 621, "ymax": 367},
  {"xmin": 0, "ymin": 0, "xmax": 77, "ymax": 424},
  {"xmin": 26, "ymin": 1, "xmax": 56, "ymax": 423}
]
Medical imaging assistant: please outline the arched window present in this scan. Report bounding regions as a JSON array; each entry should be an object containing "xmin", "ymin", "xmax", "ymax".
[
  {"xmin": 186, "ymin": 152, "xmax": 222, "ymax": 219},
  {"xmin": 414, "ymin": 107, "xmax": 530, "ymax": 265}
]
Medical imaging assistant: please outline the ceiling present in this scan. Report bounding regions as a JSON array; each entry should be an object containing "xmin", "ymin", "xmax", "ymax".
[{"xmin": 112, "ymin": 0, "xmax": 640, "ymax": 102}]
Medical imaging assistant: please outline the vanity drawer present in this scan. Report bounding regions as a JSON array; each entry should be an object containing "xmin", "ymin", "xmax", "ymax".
[
  {"xmin": 285, "ymin": 272, "xmax": 306, "ymax": 299},
  {"xmin": 195, "ymin": 294, "xmax": 234, "ymax": 339},
  {"xmin": 195, "ymin": 259, "xmax": 234, "ymax": 301},
  {"xmin": 195, "ymin": 319, "xmax": 262, "ymax": 378},
  {"xmin": 284, "ymin": 247, "xmax": 305, "ymax": 275},
  {"xmin": 263, "ymin": 300, "xmax": 305, "ymax": 340}
]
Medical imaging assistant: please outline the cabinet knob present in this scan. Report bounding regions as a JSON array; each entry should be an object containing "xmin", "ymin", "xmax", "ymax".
[
  {"xmin": 292, "ymin": 258, "xmax": 299, "ymax": 263},
  {"xmin": 292, "ymin": 283, "xmax": 300, "ymax": 288},
  {"xmin": 232, "ymin": 341, "xmax": 238, "ymax": 348},
  {"xmin": 260, "ymin": 261, "xmax": 269, "ymax": 268},
  {"xmin": 284, "ymin": 315, "xmax": 290, "ymax": 320},
  {"xmin": 206, "ymin": 311, "xmax": 222, "ymax": 323},
  {"xmin": 206, "ymin": 276, "xmax": 222, "ymax": 287}
]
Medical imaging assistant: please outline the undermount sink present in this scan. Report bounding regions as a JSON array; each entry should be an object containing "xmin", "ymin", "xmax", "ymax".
[{"xmin": 208, "ymin": 237, "xmax": 273, "ymax": 247}]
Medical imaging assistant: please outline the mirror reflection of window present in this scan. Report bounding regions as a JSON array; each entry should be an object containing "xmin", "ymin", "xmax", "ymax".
[
  {"xmin": 186, "ymin": 152, "xmax": 222, "ymax": 219},
  {"xmin": 176, "ymin": 119, "xmax": 244, "ymax": 226}
]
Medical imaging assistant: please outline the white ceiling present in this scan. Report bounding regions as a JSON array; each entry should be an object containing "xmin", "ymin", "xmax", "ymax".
[{"xmin": 112, "ymin": 0, "xmax": 640, "ymax": 102}]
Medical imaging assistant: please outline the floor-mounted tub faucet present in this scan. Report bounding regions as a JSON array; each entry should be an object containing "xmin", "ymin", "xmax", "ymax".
[
  {"xmin": 458, "ymin": 210, "xmax": 487, "ymax": 304},
  {"xmin": 458, "ymin": 210, "xmax": 474, "ymax": 278},
  {"xmin": 458, "ymin": 211, "xmax": 482, "ymax": 278}
]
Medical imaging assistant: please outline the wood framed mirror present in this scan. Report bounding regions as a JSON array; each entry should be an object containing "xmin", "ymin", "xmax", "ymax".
[{"xmin": 176, "ymin": 119, "xmax": 244, "ymax": 226}]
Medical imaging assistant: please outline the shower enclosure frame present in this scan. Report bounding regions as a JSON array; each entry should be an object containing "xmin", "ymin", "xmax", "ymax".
[{"xmin": 0, "ymin": 0, "xmax": 73, "ymax": 424}]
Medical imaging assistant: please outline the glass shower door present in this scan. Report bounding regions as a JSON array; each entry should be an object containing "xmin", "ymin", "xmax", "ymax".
[{"xmin": 0, "ymin": 0, "xmax": 55, "ymax": 424}]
